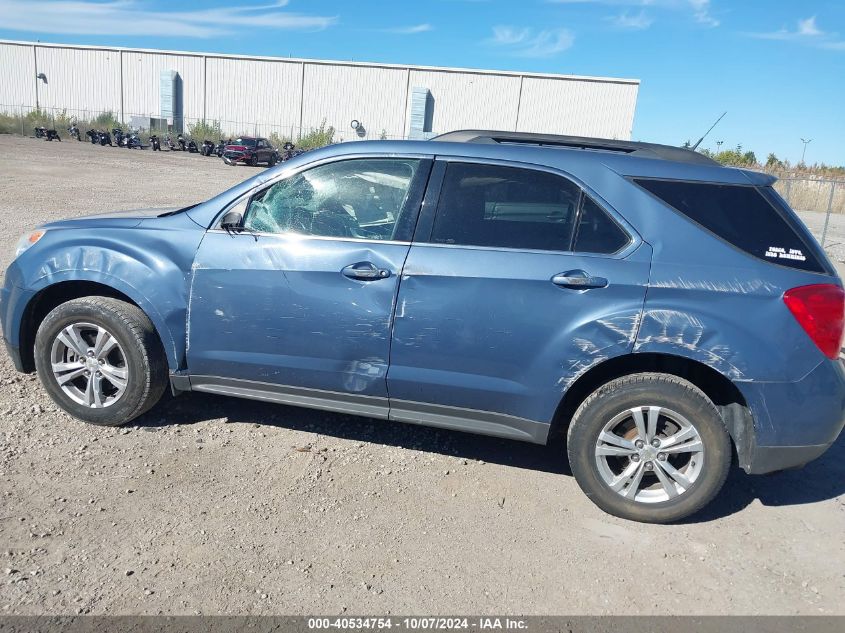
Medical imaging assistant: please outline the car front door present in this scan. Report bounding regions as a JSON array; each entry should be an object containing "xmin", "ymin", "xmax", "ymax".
[
  {"xmin": 187, "ymin": 156, "xmax": 432, "ymax": 414},
  {"xmin": 387, "ymin": 159, "xmax": 652, "ymax": 441}
]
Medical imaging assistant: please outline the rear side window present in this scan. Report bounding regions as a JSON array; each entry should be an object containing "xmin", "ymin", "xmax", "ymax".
[
  {"xmin": 574, "ymin": 196, "xmax": 630, "ymax": 254},
  {"xmin": 431, "ymin": 163, "xmax": 580, "ymax": 251},
  {"xmin": 431, "ymin": 162, "xmax": 630, "ymax": 254},
  {"xmin": 634, "ymin": 179, "xmax": 825, "ymax": 273}
]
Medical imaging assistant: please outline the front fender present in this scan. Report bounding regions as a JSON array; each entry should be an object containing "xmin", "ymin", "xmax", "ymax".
[
  {"xmin": 25, "ymin": 268, "xmax": 182, "ymax": 370},
  {"xmin": 11, "ymin": 215, "xmax": 204, "ymax": 372}
]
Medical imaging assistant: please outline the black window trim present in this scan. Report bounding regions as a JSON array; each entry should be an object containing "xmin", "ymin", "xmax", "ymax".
[
  {"xmin": 417, "ymin": 156, "xmax": 638, "ymax": 258},
  {"xmin": 629, "ymin": 175, "xmax": 832, "ymax": 276}
]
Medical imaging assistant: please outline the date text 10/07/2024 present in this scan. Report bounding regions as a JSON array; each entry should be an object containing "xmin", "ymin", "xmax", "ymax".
[{"xmin": 307, "ymin": 618, "xmax": 529, "ymax": 630}]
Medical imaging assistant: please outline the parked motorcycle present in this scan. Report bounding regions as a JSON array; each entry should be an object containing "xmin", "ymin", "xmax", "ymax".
[
  {"xmin": 67, "ymin": 122, "xmax": 81, "ymax": 141},
  {"xmin": 187, "ymin": 139, "xmax": 199, "ymax": 153},
  {"xmin": 214, "ymin": 139, "xmax": 229, "ymax": 157},
  {"xmin": 200, "ymin": 140, "xmax": 215, "ymax": 156},
  {"xmin": 86, "ymin": 129, "xmax": 99, "ymax": 144},
  {"xmin": 177, "ymin": 133, "xmax": 187, "ymax": 151},
  {"xmin": 34, "ymin": 126, "xmax": 60, "ymax": 141},
  {"xmin": 164, "ymin": 134, "xmax": 176, "ymax": 151},
  {"xmin": 98, "ymin": 130, "xmax": 112, "ymax": 146},
  {"xmin": 281, "ymin": 141, "xmax": 305, "ymax": 161},
  {"xmin": 150, "ymin": 134, "xmax": 161, "ymax": 151},
  {"xmin": 123, "ymin": 129, "xmax": 143, "ymax": 149},
  {"xmin": 112, "ymin": 127, "xmax": 126, "ymax": 147}
]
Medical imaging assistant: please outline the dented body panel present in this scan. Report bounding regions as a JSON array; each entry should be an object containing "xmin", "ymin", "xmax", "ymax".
[
  {"xmin": 388, "ymin": 242, "xmax": 652, "ymax": 427},
  {"xmin": 187, "ymin": 231, "xmax": 409, "ymax": 396},
  {"xmin": 1, "ymin": 138, "xmax": 843, "ymax": 477},
  {"xmin": 3, "ymin": 212, "xmax": 203, "ymax": 370}
]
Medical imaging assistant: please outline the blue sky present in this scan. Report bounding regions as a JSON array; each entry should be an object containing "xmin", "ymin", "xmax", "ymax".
[{"xmin": 1, "ymin": 0, "xmax": 843, "ymax": 165}]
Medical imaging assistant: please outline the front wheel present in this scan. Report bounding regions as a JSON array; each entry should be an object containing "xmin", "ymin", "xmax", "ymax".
[
  {"xmin": 567, "ymin": 373, "xmax": 731, "ymax": 523},
  {"xmin": 34, "ymin": 297, "xmax": 168, "ymax": 426}
]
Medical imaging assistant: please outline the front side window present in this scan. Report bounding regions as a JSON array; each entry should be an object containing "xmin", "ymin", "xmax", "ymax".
[{"xmin": 243, "ymin": 158, "xmax": 422, "ymax": 240}]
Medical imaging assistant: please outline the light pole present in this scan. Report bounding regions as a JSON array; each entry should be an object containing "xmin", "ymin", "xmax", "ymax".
[
  {"xmin": 716, "ymin": 140, "xmax": 723, "ymax": 153},
  {"xmin": 800, "ymin": 138, "xmax": 812, "ymax": 164}
]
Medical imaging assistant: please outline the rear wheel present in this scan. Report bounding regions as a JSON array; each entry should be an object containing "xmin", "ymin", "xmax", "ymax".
[
  {"xmin": 34, "ymin": 297, "xmax": 168, "ymax": 426},
  {"xmin": 567, "ymin": 373, "xmax": 731, "ymax": 523}
]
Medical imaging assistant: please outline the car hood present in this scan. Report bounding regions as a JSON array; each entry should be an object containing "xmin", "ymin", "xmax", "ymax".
[{"xmin": 41, "ymin": 207, "xmax": 182, "ymax": 230}]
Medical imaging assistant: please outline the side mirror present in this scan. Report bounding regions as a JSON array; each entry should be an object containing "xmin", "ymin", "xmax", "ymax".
[{"xmin": 220, "ymin": 210, "xmax": 243, "ymax": 229}]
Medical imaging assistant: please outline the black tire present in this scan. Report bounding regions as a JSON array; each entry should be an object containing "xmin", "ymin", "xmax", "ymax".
[
  {"xmin": 268, "ymin": 154, "xmax": 277, "ymax": 167},
  {"xmin": 567, "ymin": 372, "xmax": 731, "ymax": 523},
  {"xmin": 34, "ymin": 297, "xmax": 168, "ymax": 426},
  {"xmin": 249, "ymin": 154, "xmax": 258, "ymax": 167}
]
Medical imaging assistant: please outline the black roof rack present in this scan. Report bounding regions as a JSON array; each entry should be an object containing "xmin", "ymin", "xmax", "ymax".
[{"xmin": 430, "ymin": 130, "xmax": 719, "ymax": 167}]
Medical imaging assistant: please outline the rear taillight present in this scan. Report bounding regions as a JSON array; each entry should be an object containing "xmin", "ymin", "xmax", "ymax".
[{"xmin": 783, "ymin": 284, "xmax": 845, "ymax": 360}]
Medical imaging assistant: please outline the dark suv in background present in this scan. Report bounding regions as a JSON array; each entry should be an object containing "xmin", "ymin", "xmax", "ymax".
[
  {"xmin": 222, "ymin": 137, "xmax": 277, "ymax": 167},
  {"xmin": 2, "ymin": 130, "xmax": 843, "ymax": 523}
]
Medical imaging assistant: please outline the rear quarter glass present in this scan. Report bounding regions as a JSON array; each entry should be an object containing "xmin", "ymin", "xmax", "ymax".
[{"xmin": 633, "ymin": 178, "xmax": 828, "ymax": 274}]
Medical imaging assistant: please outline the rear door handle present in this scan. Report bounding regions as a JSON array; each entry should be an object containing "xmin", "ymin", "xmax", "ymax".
[
  {"xmin": 342, "ymin": 262, "xmax": 391, "ymax": 281},
  {"xmin": 552, "ymin": 270, "xmax": 608, "ymax": 290}
]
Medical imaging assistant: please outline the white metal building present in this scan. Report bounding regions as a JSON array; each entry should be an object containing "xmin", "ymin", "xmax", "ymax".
[{"xmin": 0, "ymin": 39, "xmax": 639, "ymax": 141}]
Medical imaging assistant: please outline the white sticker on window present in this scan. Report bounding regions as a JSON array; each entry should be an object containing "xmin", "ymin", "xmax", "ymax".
[{"xmin": 765, "ymin": 246, "xmax": 806, "ymax": 262}]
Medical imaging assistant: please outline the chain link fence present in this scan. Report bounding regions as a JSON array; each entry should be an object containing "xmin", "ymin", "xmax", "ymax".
[
  {"xmin": 0, "ymin": 103, "xmax": 413, "ymax": 146},
  {"xmin": 774, "ymin": 178, "xmax": 844, "ymax": 249}
]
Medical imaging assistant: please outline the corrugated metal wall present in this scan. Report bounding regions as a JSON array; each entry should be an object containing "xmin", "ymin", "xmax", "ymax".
[
  {"xmin": 122, "ymin": 51, "xmax": 205, "ymax": 122},
  {"xmin": 0, "ymin": 42, "xmax": 36, "ymax": 108},
  {"xmin": 518, "ymin": 77, "xmax": 638, "ymax": 139},
  {"xmin": 303, "ymin": 63, "xmax": 408, "ymax": 140},
  {"xmin": 36, "ymin": 45, "xmax": 122, "ymax": 116},
  {"xmin": 0, "ymin": 40, "xmax": 639, "ymax": 140},
  {"xmin": 406, "ymin": 70, "xmax": 523, "ymax": 135},
  {"xmin": 205, "ymin": 57, "xmax": 303, "ymax": 135}
]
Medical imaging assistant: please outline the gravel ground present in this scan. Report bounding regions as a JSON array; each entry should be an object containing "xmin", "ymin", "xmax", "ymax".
[{"xmin": 0, "ymin": 135, "xmax": 843, "ymax": 616}]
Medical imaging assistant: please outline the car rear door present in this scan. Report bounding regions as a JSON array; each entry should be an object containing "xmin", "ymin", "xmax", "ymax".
[
  {"xmin": 186, "ymin": 155, "xmax": 432, "ymax": 413},
  {"xmin": 257, "ymin": 139, "xmax": 270, "ymax": 162},
  {"xmin": 387, "ymin": 158, "xmax": 652, "ymax": 441}
]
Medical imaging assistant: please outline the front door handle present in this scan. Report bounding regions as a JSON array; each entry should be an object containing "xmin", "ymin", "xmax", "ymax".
[
  {"xmin": 551, "ymin": 270, "xmax": 608, "ymax": 290},
  {"xmin": 342, "ymin": 262, "xmax": 391, "ymax": 281}
]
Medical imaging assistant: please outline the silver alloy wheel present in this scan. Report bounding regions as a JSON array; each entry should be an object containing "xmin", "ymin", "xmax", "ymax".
[
  {"xmin": 594, "ymin": 406, "xmax": 705, "ymax": 503},
  {"xmin": 49, "ymin": 322, "xmax": 129, "ymax": 408}
]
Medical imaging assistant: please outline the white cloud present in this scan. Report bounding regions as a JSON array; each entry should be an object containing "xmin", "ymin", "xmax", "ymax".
[
  {"xmin": 489, "ymin": 25, "xmax": 575, "ymax": 57},
  {"xmin": 797, "ymin": 16, "xmax": 821, "ymax": 37},
  {"xmin": 609, "ymin": 10, "xmax": 654, "ymax": 30},
  {"xmin": 688, "ymin": 0, "xmax": 719, "ymax": 27},
  {"xmin": 747, "ymin": 15, "xmax": 845, "ymax": 51},
  {"xmin": 383, "ymin": 24, "xmax": 433, "ymax": 34},
  {"xmin": 0, "ymin": 0, "xmax": 337, "ymax": 38},
  {"xmin": 548, "ymin": 0, "xmax": 719, "ymax": 27}
]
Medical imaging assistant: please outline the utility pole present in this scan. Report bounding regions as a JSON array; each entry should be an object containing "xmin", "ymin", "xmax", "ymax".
[
  {"xmin": 800, "ymin": 138, "xmax": 812, "ymax": 164},
  {"xmin": 716, "ymin": 140, "xmax": 723, "ymax": 154}
]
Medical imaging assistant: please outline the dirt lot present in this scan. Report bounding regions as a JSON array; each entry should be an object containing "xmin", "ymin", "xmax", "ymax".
[{"xmin": 0, "ymin": 135, "xmax": 843, "ymax": 616}]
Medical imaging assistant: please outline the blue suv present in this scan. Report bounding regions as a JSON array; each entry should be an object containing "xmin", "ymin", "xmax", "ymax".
[{"xmin": 3, "ymin": 130, "xmax": 844, "ymax": 523}]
